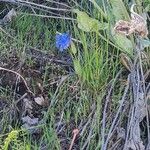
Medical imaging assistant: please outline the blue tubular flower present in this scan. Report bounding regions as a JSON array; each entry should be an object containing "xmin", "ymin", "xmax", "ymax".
[{"xmin": 55, "ymin": 32, "xmax": 71, "ymax": 52}]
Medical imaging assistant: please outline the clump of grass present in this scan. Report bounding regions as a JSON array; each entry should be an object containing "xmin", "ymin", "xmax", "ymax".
[{"xmin": 71, "ymin": 30, "xmax": 120, "ymax": 91}]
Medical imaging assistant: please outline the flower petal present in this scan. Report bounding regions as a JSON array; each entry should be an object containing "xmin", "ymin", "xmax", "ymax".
[{"xmin": 55, "ymin": 32, "xmax": 71, "ymax": 52}]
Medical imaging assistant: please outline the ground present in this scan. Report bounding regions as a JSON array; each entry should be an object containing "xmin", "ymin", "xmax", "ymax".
[{"xmin": 0, "ymin": 1, "xmax": 150, "ymax": 150}]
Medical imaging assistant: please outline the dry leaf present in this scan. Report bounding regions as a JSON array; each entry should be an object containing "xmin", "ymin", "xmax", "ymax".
[
  {"xmin": 114, "ymin": 20, "xmax": 131, "ymax": 35},
  {"xmin": 21, "ymin": 115, "xmax": 40, "ymax": 134},
  {"xmin": 23, "ymin": 98, "xmax": 33, "ymax": 109},
  {"xmin": 34, "ymin": 95, "xmax": 49, "ymax": 107},
  {"xmin": 22, "ymin": 115, "xmax": 39, "ymax": 126},
  {"xmin": 130, "ymin": 5, "xmax": 148, "ymax": 37},
  {"xmin": 3, "ymin": 8, "xmax": 17, "ymax": 24},
  {"xmin": 127, "ymin": 139, "xmax": 145, "ymax": 150},
  {"xmin": 34, "ymin": 96, "xmax": 45, "ymax": 106},
  {"xmin": 120, "ymin": 53, "xmax": 132, "ymax": 72},
  {"xmin": 23, "ymin": 98, "xmax": 33, "ymax": 116},
  {"xmin": 114, "ymin": 4, "xmax": 148, "ymax": 37},
  {"xmin": 117, "ymin": 127, "xmax": 125, "ymax": 139}
]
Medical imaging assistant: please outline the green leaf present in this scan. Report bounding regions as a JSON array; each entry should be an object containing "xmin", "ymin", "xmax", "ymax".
[
  {"xmin": 140, "ymin": 39, "xmax": 150, "ymax": 49},
  {"xmin": 114, "ymin": 34, "xmax": 133, "ymax": 55},
  {"xmin": 109, "ymin": 0, "xmax": 130, "ymax": 21},
  {"xmin": 89, "ymin": 0, "xmax": 108, "ymax": 20},
  {"xmin": 73, "ymin": 59, "xmax": 82, "ymax": 76},
  {"xmin": 73, "ymin": 9, "xmax": 108, "ymax": 32},
  {"xmin": 145, "ymin": 4, "xmax": 150, "ymax": 12},
  {"xmin": 70, "ymin": 42, "xmax": 77, "ymax": 55}
]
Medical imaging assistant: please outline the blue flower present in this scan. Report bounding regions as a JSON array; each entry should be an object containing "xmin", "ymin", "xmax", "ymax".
[{"xmin": 55, "ymin": 32, "xmax": 71, "ymax": 52}]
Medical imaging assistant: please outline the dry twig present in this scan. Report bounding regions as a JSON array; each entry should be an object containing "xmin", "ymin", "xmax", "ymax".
[
  {"xmin": 0, "ymin": 67, "xmax": 34, "ymax": 95},
  {"xmin": 69, "ymin": 129, "xmax": 79, "ymax": 150}
]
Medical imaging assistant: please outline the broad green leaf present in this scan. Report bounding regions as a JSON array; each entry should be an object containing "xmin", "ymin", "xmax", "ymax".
[
  {"xmin": 109, "ymin": 0, "xmax": 130, "ymax": 21},
  {"xmin": 89, "ymin": 0, "xmax": 108, "ymax": 20},
  {"xmin": 114, "ymin": 34, "xmax": 133, "ymax": 55},
  {"xmin": 108, "ymin": 0, "xmax": 135, "ymax": 54},
  {"xmin": 73, "ymin": 9, "xmax": 108, "ymax": 32}
]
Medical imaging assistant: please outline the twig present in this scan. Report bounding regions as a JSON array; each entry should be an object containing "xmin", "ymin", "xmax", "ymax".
[
  {"xmin": 1, "ymin": 0, "xmax": 75, "ymax": 21},
  {"xmin": 14, "ymin": 93, "xmax": 28, "ymax": 104},
  {"xmin": 56, "ymin": 110, "xmax": 64, "ymax": 133},
  {"xmin": 45, "ymin": 0, "xmax": 71, "ymax": 9},
  {"xmin": 0, "ymin": 27, "xmax": 15, "ymax": 39},
  {"xmin": 0, "ymin": 0, "xmax": 72, "ymax": 12},
  {"xmin": 68, "ymin": 129, "xmax": 79, "ymax": 150},
  {"xmin": 81, "ymin": 115, "xmax": 95, "ymax": 150},
  {"xmin": 137, "ymin": 39, "xmax": 150, "ymax": 146},
  {"xmin": 123, "ymin": 37, "xmax": 148, "ymax": 150},
  {"xmin": 19, "ymin": 12, "xmax": 76, "ymax": 21},
  {"xmin": 80, "ymin": 103, "xmax": 96, "ymax": 136},
  {"xmin": 0, "ymin": 67, "xmax": 34, "ymax": 95},
  {"xmin": 101, "ymin": 70, "xmax": 122, "ymax": 149},
  {"xmin": 103, "ymin": 74, "xmax": 130, "ymax": 150}
]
